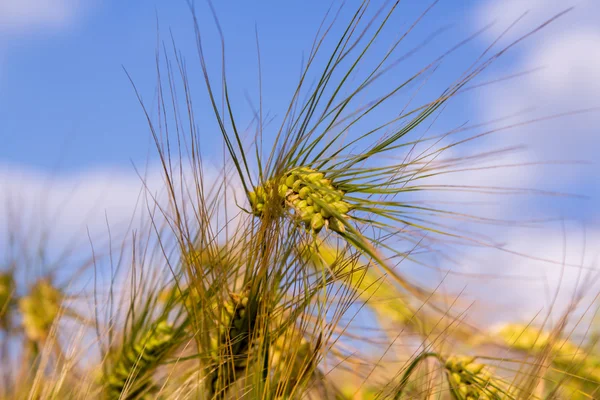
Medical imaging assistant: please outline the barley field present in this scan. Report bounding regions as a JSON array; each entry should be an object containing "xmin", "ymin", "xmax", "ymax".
[{"xmin": 1, "ymin": 1, "xmax": 599, "ymax": 399}]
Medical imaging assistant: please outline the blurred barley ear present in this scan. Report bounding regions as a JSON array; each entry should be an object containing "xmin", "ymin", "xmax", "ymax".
[
  {"xmin": 207, "ymin": 287, "xmax": 261, "ymax": 399},
  {"xmin": 0, "ymin": 271, "xmax": 15, "ymax": 332},
  {"xmin": 269, "ymin": 326, "xmax": 322, "ymax": 398},
  {"xmin": 486, "ymin": 323, "xmax": 600, "ymax": 399},
  {"xmin": 18, "ymin": 277, "xmax": 76, "ymax": 372},
  {"xmin": 105, "ymin": 320, "xmax": 176, "ymax": 400},
  {"xmin": 302, "ymin": 239, "xmax": 473, "ymax": 342}
]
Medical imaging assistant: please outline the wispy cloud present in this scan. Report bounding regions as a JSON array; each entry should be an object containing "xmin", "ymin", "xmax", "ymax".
[
  {"xmin": 475, "ymin": 0, "xmax": 599, "ymax": 41},
  {"xmin": 452, "ymin": 222, "xmax": 600, "ymax": 325},
  {"xmin": 473, "ymin": 0, "xmax": 600, "ymax": 165},
  {"xmin": 473, "ymin": 1, "xmax": 600, "ymax": 322},
  {"xmin": 0, "ymin": 0, "xmax": 87, "ymax": 33},
  {"xmin": 414, "ymin": 0, "xmax": 600, "ymax": 325},
  {"xmin": 0, "ymin": 162, "xmax": 244, "ymax": 258}
]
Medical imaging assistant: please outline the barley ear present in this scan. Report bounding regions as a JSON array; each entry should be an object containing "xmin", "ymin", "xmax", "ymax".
[
  {"xmin": 444, "ymin": 356, "xmax": 506, "ymax": 400},
  {"xmin": 0, "ymin": 271, "xmax": 16, "ymax": 331},
  {"xmin": 19, "ymin": 279, "xmax": 63, "ymax": 343},
  {"xmin": 208, "ymin": 288, "xmax": 258, "ymax": 399},
  {"xmin": 249, "ymin": 167, "xmax": 352, "ymax": 235},
  {"xmin": 105, "ymin": 320, "xmax": 175, "ymax": 400}
]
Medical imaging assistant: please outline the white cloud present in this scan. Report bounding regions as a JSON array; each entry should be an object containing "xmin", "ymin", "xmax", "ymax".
[
  {"xmin": 0, "ymin": 164, "xmax": 154, "ymax": 245},
  {"xmin": 407, "ymin": 144, "xmax": 537, "ymax": 209},
  {"xmin": 450, "ymin": 222, "xmax": 600, "ymax": 325},
  {"xmin": 475, "ymin": 0, "xmax": 599, "ymax": 41},
  {"xmin": 0, "ymin": 0, "xmax": 86, "ymax": 32},
  {"xmin": 422, "ymin": 0, "xmax": 600, "ymax": 327},
  {"xmin": 400, "ymin": 149, "xmax": 600, "ymax": 324},
  {"xmin": 385, "ymin": 0, "xmax": 600, "ymax": 329},
  {"xmin": 0, "ymin": 162, "xmax": 245, "ymax": 255},
  {"xmin": 528, "ymin": 29, "xmax": 600, "ymax": 102},
  {"xmin": 473, "ymin": 0, "xmax": 600, "ymax": 157}
]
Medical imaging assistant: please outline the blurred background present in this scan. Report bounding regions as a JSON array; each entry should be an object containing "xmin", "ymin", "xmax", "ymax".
[{"xmin": 0, "ymin": 0, "xmax": 599, "ymax": 325}]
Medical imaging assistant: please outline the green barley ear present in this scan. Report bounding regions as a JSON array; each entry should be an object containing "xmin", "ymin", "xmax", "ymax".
[
  {"xmin": 443, "ymin": 356, "xmax": 505, "ymax": 400},
  {"xmin": 19, "ymin": 279, "xmax": 62, "ymax": 343},
  {"xmin": 249, "ymin": 167, "xmax": 353, "ymax": 234},
  {"xmin": 251, "ymin": 168, "xmax": 434, "ymax": 305},
  {"xmin": 105, "ymin": 320, "xmax": 175, "ymax": 400},
  {"xmin": 0, "ymin": 271, "xmax": 16, "ymax": 331},
  {"xmin": 208, "ymin": 288, "xmax": 259, "ymax": 399}
]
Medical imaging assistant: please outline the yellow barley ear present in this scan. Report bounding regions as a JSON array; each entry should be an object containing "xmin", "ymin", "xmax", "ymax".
[{"xmin": 19, "ymin": 279, "xmax": 62, "ymax": 343}]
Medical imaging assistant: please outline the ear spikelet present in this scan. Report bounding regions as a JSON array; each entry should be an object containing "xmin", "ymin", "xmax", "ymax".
[
  {"xmin": 106, "ymin": 320, "xmax": 175, "ymax": 400},
  {"xmin": 249, "ymin": 167, "xmax": 353, "ymax": 234},
  {"xmin": 444, "ymin": 356, "xmax": 503, "ymax": 400},
  {"xmin": 19, "ymin": 279, "xmax": 62, "ymax": 343}
]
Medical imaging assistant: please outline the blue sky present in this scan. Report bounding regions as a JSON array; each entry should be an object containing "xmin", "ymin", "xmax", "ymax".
[
  {"xmin": 0, "ymin": 0, "xmax": 599, "ymax": 322},
  {"xmin": 0, "ymin": 0, "xmax": 477, "ymax": 170}
]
